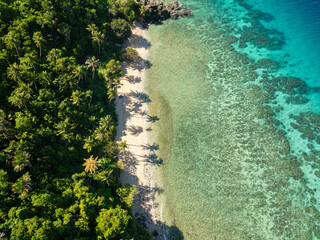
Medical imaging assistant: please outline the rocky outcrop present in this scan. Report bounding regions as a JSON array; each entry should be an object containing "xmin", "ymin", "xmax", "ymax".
[{"xmin": 138, "ymin": 0, "xmax": 192, "ymax": 24}]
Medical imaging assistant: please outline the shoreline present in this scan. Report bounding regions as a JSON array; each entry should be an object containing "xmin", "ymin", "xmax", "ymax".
[{"xmin": 115, "ymin": 23, "xmax": 164, "ymax": 239}]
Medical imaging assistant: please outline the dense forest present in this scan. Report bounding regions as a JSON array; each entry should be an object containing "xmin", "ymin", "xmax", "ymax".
[{"xmin": 0, "ymin": 0, "xmax": 151, "ymax": 239}]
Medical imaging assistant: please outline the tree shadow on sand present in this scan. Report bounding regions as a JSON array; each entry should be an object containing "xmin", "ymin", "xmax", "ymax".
[
  {"xmin": 131, "ymin": 184, "xmax": 184, "ymax": 239},
  {"xmin": 128, "ymin": 33, "xmax": 151, "ymax": 49},
  {"xmin": 126, "ymin": 75, "xmax": 142, "ymax": 83},
  {"xmin": 129, "ymin": 90, "xmax": 151, "ymax": 103},
  {"xmin": 144, "ymin": 153, "xmax": 163, "ymax": 166},
  {"xmin": 128, "ymin": 101, "xmax": 143, "ymax": 114},
  {"xmin": 143, "ymin": 142, "xmax": 159, "ymax": 152},
  {"xmin": 128, "ymin": 125, "xmax": 143, "ymax": 135},
  {"xmin": 118, "ymin": 141, "xmax": 183, "ymax": 239}
]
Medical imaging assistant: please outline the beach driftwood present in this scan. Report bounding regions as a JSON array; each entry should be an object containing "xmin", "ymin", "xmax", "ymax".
[{"xmin": 138, "ymin": 0, "xmax": 192, "ymax": 24}]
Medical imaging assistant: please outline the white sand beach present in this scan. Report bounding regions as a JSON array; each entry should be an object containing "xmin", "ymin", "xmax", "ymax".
[{"xmin": 115, "ymin": 23, "xmax": 164, "ymax": 239}]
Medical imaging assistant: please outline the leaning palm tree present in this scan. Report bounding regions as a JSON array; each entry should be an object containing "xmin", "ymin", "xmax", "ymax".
[
  {"xmin": 71, "ymin": 90, "xmax": 84, "ymax": 110},
  {"xmin": 33, "ymin": 31, "xmax": 45, "ymax": 57},
  {"xmin": 92, "ymin": 31, "xmax": 104, "ymax": 55},
  {"xmin": 83, "ymin": 155, "xmax": 100, "ymax": 173},
  {"xmin": 21, "ymin": 52, "xmax": 37, "ymax": 72},
  {"xmin": 3, "ymin": 31, "xmax": 20, "ymax": 57},
  {"xmin": 107, "ymin": 87, "xmax": 116, "ymax": 101},
  {"xmin": 86, "ymin": 56, "xmax": 100, "ymax": 81},
  {"xmin": 73, "ymin": 65, "xmax": 87, "ymax": 84},
  {"xmin": 86, "ymin": 24, "xmax": 104, "ymax": 54}
]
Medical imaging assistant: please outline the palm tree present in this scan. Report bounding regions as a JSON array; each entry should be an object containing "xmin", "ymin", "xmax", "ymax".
[
  {"xmin": 107, "ymin": 88, "xmax": 116, "ymax": 101},
  {"xmin": 118, "ymin": 141, "xmax": 127, "ymax": 152},
  {"xmin": 33, "ymin": 32, "xmax": 45, "ymax": 57},
  {"xmin": 92, "ymin": 31, "xmax": 104, "ymax": 55},
  {"xmin": 12, "ymin": 172, "xmax": 32, "ymax": 197},
  {"xmin": 83, "ymin": 137, "xmax": 95, "ymax": 153},
  {"xmin": 0, "ymin": 110, "xmax": 13, "ymax": 139},
  {"xmin": 71, "ymin": 90, "xmax": 84, "ymax": 110},
  {"xmin": 3, "ymin": 31, "xmax": 20, "ymax": 57},
  {"xmin": 55, "ymin": 118, "xmax": 75, "ymax": 142},
  {"xmin": 86, "ymin": 24, "xmax": 104, "ymax": 55},
  {"xmin": 46, "ymin": 48, "xmax": 62, "ymax": 66},
  {"xmin": 98, "ymin": 170, "xmax": 114, "ymax": 186},
  {"xmin": 12, "ymin": 152, "xmax": 32, "ymax": 172},
  {"xmin": 8, "ymin": 82, "xmax": 33, "ymax": 111},
  {"xmin": 94, "ymin": 127, "xmax": 106, "ymax": 142},
  {"xmin": 83, "ymin": 155, "xmax": 100, "ymax": 173},
  {"xmin": 73, "ymin": 65, "xmax": 87, "ymax": 84},
  {"xmin": 7, "ymin": 63, "xmax": 21, "ymax": 82},
  {"xmin": 20, "ymin": 54, "xmax": 38, "ymax": 90},
  {"xmin": 99, "ymin": 115, "xmax": 112, "ymax": 128},
  {"xmin": 85, "ymin": 90, "xmax": 93, "ymax": 107},
  {"xmin": 21, "ymin": 52, "xmax": 37, "ymax": 72},
  {"xmin": 86, "ymin": 24, "xmax": 98, "ymax": 34},
  {"xmin": 86, "ymin": 56, "xmax": 100, "ymax": 81}
]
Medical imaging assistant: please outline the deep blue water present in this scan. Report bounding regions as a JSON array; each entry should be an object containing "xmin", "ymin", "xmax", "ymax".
[{"xmin": 246, "ymin": 0, "xmax": 320, "ymax": 87}]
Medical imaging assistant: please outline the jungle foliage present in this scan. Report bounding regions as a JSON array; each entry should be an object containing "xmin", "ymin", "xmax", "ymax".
[{"xmin": 0, "ymin": 0, "xmax": 150, "ymax": 239}]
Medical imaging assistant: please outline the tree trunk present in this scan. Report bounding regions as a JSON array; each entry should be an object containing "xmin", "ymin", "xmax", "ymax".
[{"xmin": 14, "ymin": 44, "xmax": 20, "ymax": 57}]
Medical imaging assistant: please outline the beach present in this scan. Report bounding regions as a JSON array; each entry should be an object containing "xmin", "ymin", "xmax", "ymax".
[
  {"xmin": 115, "ymin": 23, "xmax": 164, "ymax": 238},
  {"xmin": 117, "ymin": 1, "xmax": 320, "ymax": 238}
]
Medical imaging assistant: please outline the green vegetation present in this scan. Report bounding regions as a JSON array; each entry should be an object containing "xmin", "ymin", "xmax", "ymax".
[
  {"xmin": 122, "ymin": 47, "xmax": 140, "ymax": 62},
  {"xmin": 0, "ymin": 0, "xmax": 150, "ymax": 239}
]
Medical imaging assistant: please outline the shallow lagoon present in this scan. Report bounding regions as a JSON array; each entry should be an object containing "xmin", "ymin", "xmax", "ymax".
[{"xmin": 145, "ymin": 0, "xmax": 320, "ymax": 239}]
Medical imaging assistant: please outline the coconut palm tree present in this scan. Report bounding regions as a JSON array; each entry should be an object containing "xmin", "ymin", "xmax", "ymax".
[
  {"xmin": 107, "ymin": 87, "xmax": 116, "ymax": 101},
  {"xmin": 86, "ymin": 56, "xmax": 100, "ymax": 81},
  {"xmin": 83, "ymin": 136, "xmax": 95, "ymax": 153},
  {"xmin": 86, "ymin": 24, "xmax": 98, "ymax": 35},
  {"xmin": 12, "ymin": 152, "xmax": 32, "ymax": 172},
  {"xmin": 73, "ymin": 65, "xmax": 87, "ymax": 84},
  {"xmin": 87, "ymin": 24, "xmax": 105, "ymax": 55},
  {"xmin": 94, "ymin": 126, "xmax": 106, "ymax": 142},
  {"xmin": 71, "ymin": 90, "xmax": 84, "ymax": 110},
  {"xmin": 33, "ymin": 31, "xmax": 45, "ymax": 57},
  {"xmin": 3, "ymin": 31, "xmax": 20, "ymax": 57},
  {"xmin": 21, "ymin": 52, "xmax": 37, "ymax": 72},
  {"xmin": 12, "ymin": 172, "xmax": 32, "ymax": 197},
  {"xmin": 46, "ymin": 48, "xmax": 62, "ymax": 66},
  {"xmin": 92, "ymin": 31, "xmax": 104, "ymax": 55},
  {"xmin": 20, "ymin": 54, "xmax": 38, "ymax": 90},
  {"xmin": 85, "ymin": 90, "xmax": 93, "ymax": 107},
  {"xmin": 83, "ymin": 155, "xmax": 100, "ymax": 173},
  {"xmin": 0, "ymin": 110, "xmax": 13, "ymax": 139},
  {"xmin": 8, "ymin": 82, "xmax": 33, "ymax": 111},
  {"xmin": 98, "ymin": 169, "xmax": 114, "ymax": 186},
  {"xmin": 118, "ymin": 141, "xmax": 127, "ymax": 152},
  {"xmin": 7, "ymin": 63, "xmax": 21, "ymax": 82}
]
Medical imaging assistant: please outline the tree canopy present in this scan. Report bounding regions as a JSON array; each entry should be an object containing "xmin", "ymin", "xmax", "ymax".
[{"xmin": 0, "ymin": 0, "xmax": 150, "ymax": 239}]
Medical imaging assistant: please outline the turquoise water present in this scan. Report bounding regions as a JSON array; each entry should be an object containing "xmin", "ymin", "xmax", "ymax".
[{"xmin": 145, "ymin": 0, "xmax": 320, "ymax": 239}]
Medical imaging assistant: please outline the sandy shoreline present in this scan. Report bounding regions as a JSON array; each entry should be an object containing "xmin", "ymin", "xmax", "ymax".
[{"xmin": 115, "ymin": 23, "xmax": 164, "ymax": 239}]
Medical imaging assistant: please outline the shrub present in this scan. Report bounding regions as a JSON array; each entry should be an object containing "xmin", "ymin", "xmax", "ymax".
[
  {"xmin": 122, "ymin": 47, "xmax": 139, "ymax": 62},
  {"xmin": 110, "ymin": 18, "xmax": 131, "ymax": 44}
]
